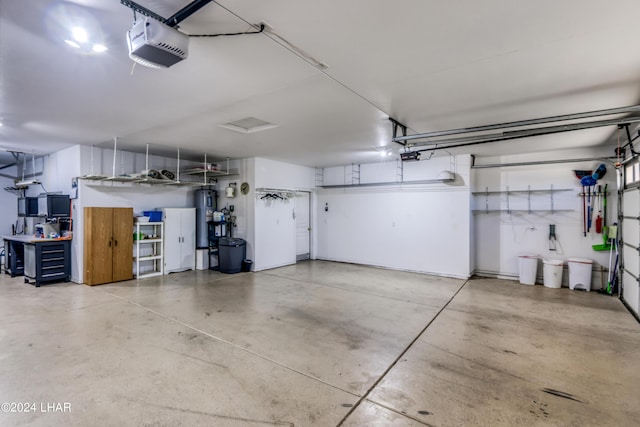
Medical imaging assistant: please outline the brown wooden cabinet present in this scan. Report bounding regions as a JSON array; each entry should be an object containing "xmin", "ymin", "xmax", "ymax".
[{"xmin": 84, "ymin": 207, "xmax": 133, "ymax": 285}]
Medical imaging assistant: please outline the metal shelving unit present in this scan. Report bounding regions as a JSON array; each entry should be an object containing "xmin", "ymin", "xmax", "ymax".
[
  {"xmin": 133, "ymin": 222, "xmax": 164, "ymax": 279},
  {"xmin": 472, "ymin": 185, "xmax": 574, "ymax": 214},
  {"xmin": 78, "ymin": 144, "xmax": 235, "ymax": 187}
]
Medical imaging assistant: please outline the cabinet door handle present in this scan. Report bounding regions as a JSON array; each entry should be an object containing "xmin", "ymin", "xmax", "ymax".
[
  {"xmin": 114, "ymin": 240, "xmax": 118, "ymax": 247},
  {"xmin": 108, "ymin": 239, "xmax": 112, "ymax": 247}
]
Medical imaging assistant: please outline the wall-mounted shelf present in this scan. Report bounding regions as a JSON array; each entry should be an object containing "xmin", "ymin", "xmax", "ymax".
[
  {"xmin": 472, "ymin": 185, "xmax": 574, "ymax": 214},
  {"xmin": 472, "ymin": 209, "xmax": 575, "ymax": 214}
]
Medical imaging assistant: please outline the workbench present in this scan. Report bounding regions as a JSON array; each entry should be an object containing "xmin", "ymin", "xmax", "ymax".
[{"xmin": 2, "ymin": 236, "xmax": 72, "ymax": 287}]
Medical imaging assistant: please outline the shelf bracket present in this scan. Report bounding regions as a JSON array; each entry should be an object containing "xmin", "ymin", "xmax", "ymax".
[{"xmin": 389, "ymin": 117, "xmax": 408, "ymax": 146}]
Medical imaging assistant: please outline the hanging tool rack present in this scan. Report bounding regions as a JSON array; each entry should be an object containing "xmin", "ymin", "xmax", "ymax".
[
  {"xmin": 255, "ymin": 188, "xmax": 297, "ymax": 201},
  {"xmin": 578, "ymin": 186, "xmax": 609, "ymax": 235}
]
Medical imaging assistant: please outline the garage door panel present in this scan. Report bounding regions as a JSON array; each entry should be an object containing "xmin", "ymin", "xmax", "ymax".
[
  {"xmin": 622, "ymin": 185, "xmax": 640, "ymax": 316},
  {"xmin": 623, "ymin": 245, "xmax": 639, "ymax": 276},
  {"xmin": 623, "ymin": 270, "xmax": 640, "ymax": 314},
  {"xmin": 623, "ymin": 188, "xmax": 639, "ymax": 213},
  {"xmin": 622, "ymin": 220, "xmax": 640, "ymax": 247}
]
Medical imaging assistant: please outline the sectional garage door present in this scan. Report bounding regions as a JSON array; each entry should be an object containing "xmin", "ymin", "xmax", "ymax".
[{"xmin": 621, "ymin": 161, "xmax": 640, "ymax": 316}]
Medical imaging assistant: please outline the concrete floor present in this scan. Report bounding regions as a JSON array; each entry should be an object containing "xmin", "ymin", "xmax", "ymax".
[{"xmin": 1, "ymin": 260, "xmax": 639, "ymax": 426}]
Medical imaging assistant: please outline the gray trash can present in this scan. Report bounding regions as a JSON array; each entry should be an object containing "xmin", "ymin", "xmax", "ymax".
[{"xmin": 218, "ymin": 237, "xmax": 246, "ymax": 273}]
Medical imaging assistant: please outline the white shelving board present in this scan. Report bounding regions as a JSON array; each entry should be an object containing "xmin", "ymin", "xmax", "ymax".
[{"xmin": 134, "ymin": 222, "xmax": 164, "ymax": 279}]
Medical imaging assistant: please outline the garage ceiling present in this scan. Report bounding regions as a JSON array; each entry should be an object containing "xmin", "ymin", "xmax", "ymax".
[{"xmin": 1, "ymin": 0, "xmax": 640, "ymax": 167}]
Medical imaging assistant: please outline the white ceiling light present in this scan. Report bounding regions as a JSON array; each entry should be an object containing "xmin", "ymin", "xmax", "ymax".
[
  {"xmin": 64, "ymin": 25, "xmax": 107, "ymax": 54},
  {"xmin": 64, "ymin": 39, "xmax": 80, "ymax": 48},
  {"xmin": 15, "ymin": 179, "xmax": 41, "ymax": 188},
  {"xmin": 220, "ymin": 117, "xmax": 278, "ymax": 134},
  {"xmin": 72, "ymin": 27, "xmax": 88, "ymax": 43}
]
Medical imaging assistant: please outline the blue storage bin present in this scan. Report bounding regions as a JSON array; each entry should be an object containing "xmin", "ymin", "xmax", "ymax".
[{"xmin": 143, "ymin": 211, "xmax": 162, "ymax": 222}]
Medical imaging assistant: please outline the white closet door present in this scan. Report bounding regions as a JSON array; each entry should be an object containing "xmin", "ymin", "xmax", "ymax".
[
  {"xmin": 180, "ymin": 209, "xmax": 196, "ymax": 270},
  {"xmin": 255, "ymin": 197, "xmax": 296, "ymax": 270},
  {"xmin": 163, "ymin": 209, "xmax": 182, "ymax": 273},
  {"xmin": 295, "ymin": 192, "xmax": 311, "ymax": 261}
]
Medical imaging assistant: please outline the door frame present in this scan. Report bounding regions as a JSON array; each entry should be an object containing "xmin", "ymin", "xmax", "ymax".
[{"xmin": 295, "ymin": 190, "xmax": 312, "ymax": 262}]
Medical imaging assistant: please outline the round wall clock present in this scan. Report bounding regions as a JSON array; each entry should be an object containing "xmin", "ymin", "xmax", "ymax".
[{"xmin": 240, "ymin": 182, "xmax": 250, "ymax": 195}]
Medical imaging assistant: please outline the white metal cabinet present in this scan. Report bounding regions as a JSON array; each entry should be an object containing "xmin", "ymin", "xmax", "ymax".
[{"xmin": 162, "ymin": 208, "xmax": 196, "ymax": 274}]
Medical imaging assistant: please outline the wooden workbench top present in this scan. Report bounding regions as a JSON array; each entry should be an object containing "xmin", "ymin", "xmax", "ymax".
[{"xmin": 2, "ymin": 235, "xmax": 72, "ymax": 243}]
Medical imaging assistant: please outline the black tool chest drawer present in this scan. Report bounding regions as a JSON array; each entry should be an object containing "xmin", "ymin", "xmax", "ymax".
[{"xmin": 24, "ymin": 240, "xmax": 71, "ymax": 287}]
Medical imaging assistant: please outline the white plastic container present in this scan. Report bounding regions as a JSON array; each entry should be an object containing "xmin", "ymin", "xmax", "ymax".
[
  {"xmin": 543, "ymin": 259, "xmax": 564, "ymax": 288},
  {"xmin": 567, "ymin": 258, "xmax": 593, "ymax": 291},
  {"xmin": 195, "ymin": 248, "xmax": 208, "ymax": 270},
  {"xmin": 518, "ymin": 255, "xmax": 538, "ymax": 285}
]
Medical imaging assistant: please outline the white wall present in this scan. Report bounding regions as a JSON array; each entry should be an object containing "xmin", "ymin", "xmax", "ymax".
[
  {"xmin": 253, "ymin": 158, "xmax": 315, "ymax": 271},
  {"xmin": 0, "ymin": 170, "xmax": 18, "ymax": 236},
  {"xmin": 316, "ymin": 155, "xmax": 472, "ymax": 279},
  {"xmin": 215, "ymin": 158, "xmax": 255, "ymax": 263},
  {"xmin": 472, "ymin": 154, "xmax": 616, "ymax": 289}
]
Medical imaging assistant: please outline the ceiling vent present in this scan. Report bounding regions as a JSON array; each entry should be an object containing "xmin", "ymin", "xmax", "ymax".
[
  {"xmin": 219, "ymin": 117, "xmax": 278, "ymax": 134},
  {"xmin": 127, "ymin": 18, "xmax": 189, "ymax": 68}
]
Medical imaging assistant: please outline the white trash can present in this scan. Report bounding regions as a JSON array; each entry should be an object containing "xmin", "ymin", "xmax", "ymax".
[
  {"xmin": 567, "ymin": 258, "xmax": 593, "ymax": 291},
  {"xmin": 543, "ymin": 259, "xmax": 564, "ymax": 288},
  {"xmin": 518, "ymin": 255, "xmax": 538, "ymax": 285}
]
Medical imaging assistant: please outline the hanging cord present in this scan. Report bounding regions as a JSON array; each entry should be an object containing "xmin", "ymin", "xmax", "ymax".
[
  {"xmin": 189, "ymin": 23, "xmax": 264, "ymax": 38},
  {"xmin": 416, "ymin": 145, "xmax": 437, "ymax": 160}
]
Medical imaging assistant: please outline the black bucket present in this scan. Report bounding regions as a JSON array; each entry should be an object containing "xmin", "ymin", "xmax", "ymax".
[{"xmin": 241, "ymin": 259, "xmax": 253, "ymax": 272}]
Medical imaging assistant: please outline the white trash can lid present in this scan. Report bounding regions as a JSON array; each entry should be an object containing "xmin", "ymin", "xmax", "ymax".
[
  {"xmin": 543, "ymin": 259, "xmax": 564, "ymax": 265},
  {"xmin": 567, "ymin": 257, "xmax": 592, "ymax": 264},
  {"xmin": 518, "ymin": 254, "xmax": 539, "ymax": 259}
]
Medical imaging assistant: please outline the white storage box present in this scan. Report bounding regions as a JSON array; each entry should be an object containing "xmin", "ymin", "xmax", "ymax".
[
  {"xmin": 543, "ymin": 259, "xmax": 564, "ymax": 289},
  {"xmin": 195, "ymin": 248, "xmax": 209, "ymax": 270},
  {"xmin": 568, "ymin": 258, "xmax": 593, "ymax": 291},
  {"xmin": 518, "ymin": 254, "xmax": 538, "ymax": 285}
]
